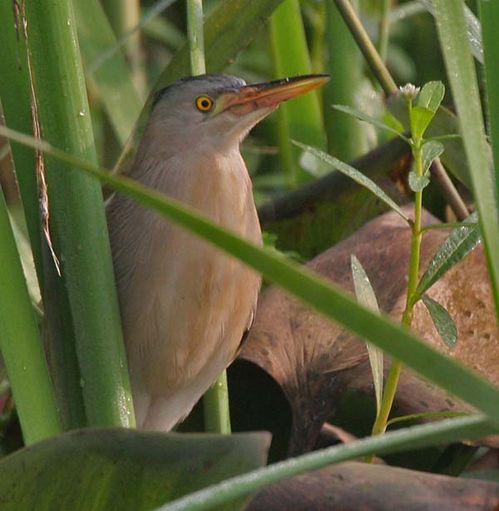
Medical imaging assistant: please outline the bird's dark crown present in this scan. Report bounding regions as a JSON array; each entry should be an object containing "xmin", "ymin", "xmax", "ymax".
[{"xmin": 152, "ymin": 74, "xmax": 246, "ymax": 110}]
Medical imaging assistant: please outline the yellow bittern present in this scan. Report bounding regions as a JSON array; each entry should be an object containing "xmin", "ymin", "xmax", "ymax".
[{"xmin": 107, "ymin": 74, "xmax": 328, "ymax": 430}]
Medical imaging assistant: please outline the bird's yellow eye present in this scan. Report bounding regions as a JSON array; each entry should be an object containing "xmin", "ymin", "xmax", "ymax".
[{"xmin": 195, "ymin": 95, "xmax": 214, "ymax": 112}]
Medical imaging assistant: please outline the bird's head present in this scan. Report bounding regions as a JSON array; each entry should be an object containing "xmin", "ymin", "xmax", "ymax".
[{"xmin": 146, "ymin": 74, "xmax": 329, "ymax": 155}]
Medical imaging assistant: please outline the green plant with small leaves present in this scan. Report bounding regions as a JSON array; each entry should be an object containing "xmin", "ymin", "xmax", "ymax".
[{"xmin": 296, "ymin": 80, "xmax": 481, "ymax": 439}]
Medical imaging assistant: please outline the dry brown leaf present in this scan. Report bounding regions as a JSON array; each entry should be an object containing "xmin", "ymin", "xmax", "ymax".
[{"xmin": 240, "ymin": 206, "xmax": 498, "ymax": 454}]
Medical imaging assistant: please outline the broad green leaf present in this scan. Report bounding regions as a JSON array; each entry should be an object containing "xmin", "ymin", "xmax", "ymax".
[
  {"xmin": 410, "ymin": 82, "xmax": 445, "ymax": 141},
  {"xmin": 422, "ymin": 295, "xmax": 458, "ymax": 348},
  {"xmin": 420, "ymin": 0, "xmax": 483, "ymax": 64},
  {"xmin": 422, "ymin": 140, "xmax": 445, "ymax": 174},
  {"xmin": 0, "ymin": 429, "xmax": 269, "ymax": 511},
  {"xmin": 410, "ymin": 106, "xmax": 433, "ymax": 141},
  {"xmin": 333, "ymin": 104, "xmax": 409, "ymax": 142},
  {"xmin": 408, "ymin": 170, "xmax": 430, "ymax": 192},
  {"xmin": 158, "ymin": 415, "xmax": 496, "ymax": 511},
  {"xmin": 416, "ymin": 212, "xmax": 480, "ymax": 297},
  {"xmin": 416, "ymin": 81, "xmax": 445, "ymax": 113},
  {"xmin": 351, "ymin": 255, "xmax": 383, "ymax": 414},
  {"xmin": 293, "ymin": 141, "xmax": 410, "ymax": 223},
  {"xmin": 3, "ymin": 125, "xmax": 499, "ymax": 435},
  {"xmin": 434, "ymin": 1, "xmax": 499, "ymax": 313}
]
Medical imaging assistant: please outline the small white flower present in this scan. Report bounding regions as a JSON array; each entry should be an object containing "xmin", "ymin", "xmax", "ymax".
[{"xmin": 399, "ymin": 83, "xmax": 420, "ymax": 99}]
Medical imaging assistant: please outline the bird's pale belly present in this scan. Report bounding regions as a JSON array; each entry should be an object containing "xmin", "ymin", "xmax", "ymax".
[
  {"xmin": 134, "ymin": 228, "xmax": 259, "ymax": 395},
  {"xmin": 111, "ymin": 185, "xmax": 261, "ymax": 430}
]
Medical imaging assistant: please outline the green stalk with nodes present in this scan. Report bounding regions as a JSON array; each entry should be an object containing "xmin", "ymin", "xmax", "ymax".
[
  {"xmin": 372, "ymin": 82, "xmax": 446, "ymax": 436},
  {"xmin": 322, "ymin": 81, "xmax": 456, "ymax": 440}
]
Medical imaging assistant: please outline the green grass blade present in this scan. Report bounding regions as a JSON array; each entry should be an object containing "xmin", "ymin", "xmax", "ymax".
[
  {"xmin": 25, "ymin": 0, "xmax": 134, "ymax": 428},
  {"xmin": 0, "ymin": 2, "xmax": 43, "ymax": 290},
  {"xmin": 433, "ymin": 1, "xmax": 499, "ymax": 312},
  {"xmin": 323, "ymin": 1, "xmax": 366, "ymax": 161},
  {"xmin": 158, "ymin": 415, "xmax": 495, "ymax": 511},
  {"xmin": 480, "ymin": 0, "xmax": 499, "ymax": 202},
  {"xmin": 416, "ymin": 212, "xmax": 480, "ymax": 298},
  {"xmin": 3, "ymin": 126, "xmax": 499, "ymax": 427},
  {"xmin": 293, "ymin": 141, "xmax": 410, "ymax": 222},
  {"xmin": 420, "ymin": 0, "xmax": 483, "ymax": 64},
  {"xmin": 270, "ymin": 0, "xmax": 326, "ymax": 186},
  {"xmin": 0, "ymin": 191, "xmax": 61, "ymax": 444},
  {"xmin": 75, "ymin": 0, "xmax": 143, "ymax": 146}
]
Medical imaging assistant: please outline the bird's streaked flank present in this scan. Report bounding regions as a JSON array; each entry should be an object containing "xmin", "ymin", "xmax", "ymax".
[{"xmin": 107, "ymin": 73, "xmax": 328, "ymax": 431}]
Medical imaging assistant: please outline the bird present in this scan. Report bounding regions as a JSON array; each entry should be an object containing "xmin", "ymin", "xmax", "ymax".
[{"xmin": 106, "ymin": 73, "xmax": 329, "ymax": 431}]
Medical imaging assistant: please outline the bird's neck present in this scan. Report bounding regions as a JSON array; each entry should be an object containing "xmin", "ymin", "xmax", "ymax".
[{"xmin": 133, "ymin": 143, "xmax": 253, "ymax": 214}]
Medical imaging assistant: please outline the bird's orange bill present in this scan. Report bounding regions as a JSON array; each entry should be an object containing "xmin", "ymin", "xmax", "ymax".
[{"xmin": 218, "ymin": 74, "xmax": 330, "ymax": 116}]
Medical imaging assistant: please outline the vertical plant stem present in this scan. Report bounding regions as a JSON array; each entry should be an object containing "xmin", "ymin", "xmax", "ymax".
[
  {"xmin": 0, "ymin": 189, "xmax": 61, "ymax": 444},
  {"xmin": 203, "ymin": 371, "xmax": 232, "ymax": 434},
  {"xmin": 25, "ymin": 0, "xmax": 134, "ymax": 428},
  {"xmin": 333, "ymin": 0, "xmax": 397, "ymax": 95},
  {"xmin": 186, "ymin": 0, "xmax": 230, "ymax": 433},
  {"xmin": 372, "ymin": 135, "xmax": 424, "ymax": 437},
  {"xmin": 270, "ymin": 0, "xmax": 326, "ymax": 187},
  {"xmin": 378, "ymin": 0, "xmax": 391, "ymax": 63},
  {"xmin": 187, "ymin": 0, "xmax": 206, "ymax": 75},
  {"xmin": 324, "ymin": 0, "xmax": 366, "ymax": 160}
]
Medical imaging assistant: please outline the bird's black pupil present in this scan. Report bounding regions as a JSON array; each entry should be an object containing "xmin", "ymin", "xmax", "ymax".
[{"xmin": 201, "ymin": 99, "xmax": 210, "ymax": 108}]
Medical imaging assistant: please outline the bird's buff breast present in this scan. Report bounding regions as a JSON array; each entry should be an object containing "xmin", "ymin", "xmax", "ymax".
[{"xmin": 108, "ymin": 151, "xmax": 261, "ymax": 401}]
